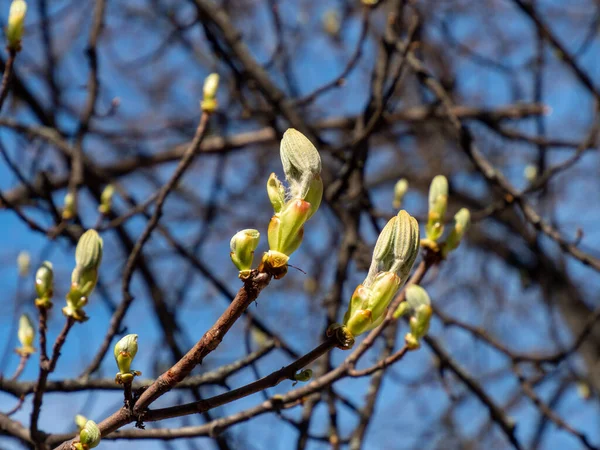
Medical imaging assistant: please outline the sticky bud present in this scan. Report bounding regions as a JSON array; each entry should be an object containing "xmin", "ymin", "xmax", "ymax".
[
  {"xmin": 393, "ymin": 178, "xmax": 408, "ymax": 209},
  {"xmin": 17, "ymin": 251, "xmax": 30, "ymax": 277},
  {"xmin": 34, "ymin": 261, "xmax": 54, "ymax": 308},
  {"xmin": 75, "ymin": 229, "xmax": 103, "ymax": 271},
  {"xmin": 114, "ymin": 334, "xmax": 141, "ymax": 384},
  {"xmin": 16, "ymin": 313, "xmax": 35, "ymax": 356},
  {"xmin": 442, "ymin": 208, "xmax": 471, "ymax": 257},
  {"xmin": 75, "ymin": 420, "xmax": 100, "ymax": 449},
  {"xmin": 62, "ymin": 192, "xmax": 77, "ymax": 220},
  {"xmin": 6, "ymin": 0, "xmax": 26, "ymax": 52},
  {"xmin": 201, "ymin": 73, "xmax": 219, "ymax": 113},
  {"xmin": 230, "ymin": 229, "xmax": 260, "ymax": 277},
  {"xmin": 98, "ymin": 184, "xmax": 115, "ymax": 215},
  {"xmin": 425, "ymin": 175, "xmax": 448, "ymax": 242}
]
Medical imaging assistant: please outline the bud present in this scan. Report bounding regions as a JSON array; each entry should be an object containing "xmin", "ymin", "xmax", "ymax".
[
  {"xmin": 403, "ymin": 286, "xmax": 433, "ymax": 349},
  {"xmin": 64, "ymin": 230, "xmax": 103, "ymax": 321},
  {"xmin": 75, "ymin": 229, "xmax": 103, "ymax": 270},
  {"xmin": 293, "ymin": 369, "xmax": 313, "ymax": 383},
  {"xmin": 323, "ymin": 9, "xmax": 340, "ymax": 37},
  {"xmin": 524, "ymin": 164, "xmax": 538, "ymax": 182},
  {"xmin": 391, "ymin": 210, "xmax": 420, "ymax": 281},
  {"xmin": 75, "ymin": 414, "xmax": 88, "ymax": 431},
  {"xmin": 16, "ymin": 313, "xmax": 35, "ymax": 356},
  {"xmin": 201, "ymin": 73, "xmax": 219, "ymax": 113},
  {"xmin": 393, "ymin": 178, "xmax": 408, "ymax": 209},
  {"xmin": 230, "ymin": 229, "xmax": 260, "ymax": 277},
  {"xmin": 76, "ymin": 420, "xmax": 101, "ymax": 449},
  {"xmin": 409, "ymin": 304, "xmax": 432, "ymax": 341},
  {"xmin": 280, "ymin": 128, "xmax": 321, "ymax": 199},
  {"xmin": 268, "ymin": 199, "xmax": 310, "ymax": 257},
  {"xmin": 34, "ymin": 261, "xmax": 54, "ymax": 308},
  {"xmin": 405, "ymin": 285, "xmax": 431, "ymax": 312},
  {"xmin": 259, "ymin": 250, "xmax": 290, "ymax": 279},
  {"xmin": 442, "ymin": 208, "xmax": 471, "ymax": 257},
  {"xmin": 303, "ymin": 174, "xmax": 323, "ymax": 220},
  {"xmin": 366, "ymin": 272, "xmax": 402, "ymax": 321},
  {"xmin": 114, "ymin": 334, "xmax": 141, "ymax": 384},
  {"xmin": 62, "ymin": 192, "xmax": 77, "ymax": 220},
  {"xmin": 17, "ymin": 251, "xmax": 30, "ymax": 277},
  {"xmin": 6, "ymin": 0, "xmax": 26, "ymax": 51},
  {"xmin": 98, "ymin": 184, "xmax": 115, "ymax": 215},
  {"xmin": 267, "ymin": 173, "xmax": 286, "ymax": 214},
  {"xmin": 426, "ymin": 175, "xmax": 448, "ymax": 242}
]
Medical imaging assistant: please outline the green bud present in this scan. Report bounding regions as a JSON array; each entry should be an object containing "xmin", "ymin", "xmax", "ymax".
[
  {"xmin": 17, "ymin": 251, "xmax": 30, "ymax": 277},
  {"xmin": 6, "ymin": 0, "xmax": 26, "ymax": 51},
  {"xmin": 230, "ymin": 229, "xmax": 260, "ymax": 275},
  {"xmin": 293, "ymin": 369, "xmax": 313, "ymax": 383},
  {"xmin": 391, "ymin": 210, "xmax": 420, "ymax": 281},
  {"xmin": 75, "ymin": 414, "xmax": 88, "ymax": 431},
  {"xmin": 114, "ymin": 334, "xmax": 141, "ymax": 384},
  {"xmin": 393, "ymin": 178, "xmax": 408, "ymax": 209},
  {"xmin": 79, "ymin": 420, "xmax": 101, "ymax": 449},
  {"xmin": 405, "ymin": 285, "xmax": 431, "ymax": 312},
  {"xmin": 35, "ymin": 261, "xmax": 54, "ymax": 308},
  {"xmin": 366, "ymin": 271, "xmax": 402, "ymax": 321},
  {"xmin": 98, "ymin": 184, "xmax": 115, "ymax": 215},
  {"xmin": 343, "ymin": 285, "xmax": 371, "ymax": 327},
  {"xmin": 371, "ymin": 216, "xmax": 397, "ymax": 271},
  {"xmin": 409, "ymin": 304, "xmax": 432, "ymax": 340},
  {"xmin": 524, "ymin": 164, "xmax": 538, "ymax": 182},
  {"xmin": 62, "ymin": 192, "xmax": 77, "ymax": 220},
  {"xmin": 267, "ymin": 173, "xmax": 286, "ymax": 214},
  {"xmin": 280, "ymin": 128, "xmax": 321, "ymax": 199},
  {"xmin": 268, "ymin": 199, "xmax": 311, "ymax": 256},
  {"xmin": 75, "ymin": 230, "xmax": 103, "ymax": 271},
  {"xmin": 442, "ymin": 208, "xmax": 471, "ymax": 257},
  {"xmin": 304, "ymin": 174, "xmax": 323, "ymax": 220},
  {"xmin": 426, "ymin": 175, "xmax": 448, "ymax": 242},
  {"xmin": 345, "ymin": 308, "xmax": 373, "ymax": 337},
  {"xmin": 16, "ymin": 313, "xmax": 35, "ymax": 356},
  {"xmin": 201, "ymin": 73, "xmax": 219, "ymax": 113}
]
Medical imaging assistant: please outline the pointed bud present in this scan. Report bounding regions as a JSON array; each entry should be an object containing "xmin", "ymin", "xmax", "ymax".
[
  {"xmin": 442, "ymin": 208, "xmax": 471, "ymax": 257},
  {"xmin": 6, "ymin": 0, "xmax": 26, "ymax": 51},
  {"xmin": 426, "ymin": 175, "xmax": 448, "ymax": 242},
  {"xmin": 17, "ymin": 251, "xmax": 30, "ymax": 277},
  {"xmin": 78, "ymin": 420, "xmax": 101, "ymax": 449},
  {"xmin": 280, "ymin": 129, "xmax": 321, "ymax": 199},
  {"xmin": 201, "ymin": 73, "xmax": 219, "ymax": 113},
  {"xmin": 16, "ymin": 313, "xmax": 35, "ymax": 356},
  {"xmin": 393, "ymin": 178, "xmax": 408, "ymax": 209},
  {"xmin": 230, "ymin": 229, "xmax": 260, "ymax": 276},
  {"xmin": 62, "ymin": 192, "xmax": 77, "ymax": 220},
  {"xmin": 98, "ymin": 184, "xmax": 115, "ymax": 215},
  {"xmin": 114, "ymin": 334, "xmax": 141, "ymax": 384},
  {"xmin": 75, "ymin": 414, "xmax": 88, "ymax": 431}
]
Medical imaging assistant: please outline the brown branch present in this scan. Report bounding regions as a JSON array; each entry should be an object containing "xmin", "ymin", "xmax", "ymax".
[{"xmin": 0, "ymin": 49, "xmax": 17, "ymax": 112}]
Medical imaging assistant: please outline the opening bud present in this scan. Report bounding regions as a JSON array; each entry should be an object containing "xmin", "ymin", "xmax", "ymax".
[
  {"xmin": 393, "ymin": 178, "xmax": 408, "ymax": 209},
  {"xmin": 17, "ymin": 250, "xmax": 30, "ymax": 277},
  {"xmin": 75, "ymin": 420, "xmax": 101, "ymax": 449},
  {"xmin": 98, "ymin": 184, "xmax": 115, "ymax": 215},
  {"xmin": 268, "ymin": 199, "xmax": 310, "ymax": 257},
  {"xmin": 114, "ymin": 334, "xmax": 141, "ymax": 384},
  {"xmin": 201, "ymin": 73, "xmax": 219, "ymax": 113},
  {"xmin": 426, "ymin": 175, "xmax": 448, "ymax": 242},
  {"xmin": 16, "ymin": 313, "xmax": 35, "ymax": 356},
  {"xmin": 403, "ymin": 286, "xmax": 433, "ymax": 349},
  {"xmin": 230, "ymin": 229, "xmax": 260, "ymax": 277},
  {"xmin": 6, "ymin": 0, "xmax": 26, "ymax": 51},
  {"xmin": 442, "ymin": 208, "xmax": 471, "ymax": 257},
  {"xmin": 280, "ymin": 129, "xmax": 321, "ymax": 199}
]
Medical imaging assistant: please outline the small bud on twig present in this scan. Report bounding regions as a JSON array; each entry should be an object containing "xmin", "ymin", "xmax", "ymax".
[
  {"xmin": 16, "ymin": 313, "xmax": 35, "ymax": 356},
  {"xmin": 34, "ymin": 261, "xmax": 54, "ymax": 309},
  {"xmin": 230, "ymin": 229, "xmax": 260, "ymax": 278},
  {"xmin": 114, "ymin": 334, "xmax": 141, "ymax": 384},
  {"xmin": 6, "ymin": 0, "xmax": 27, "ymax": 52}
]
